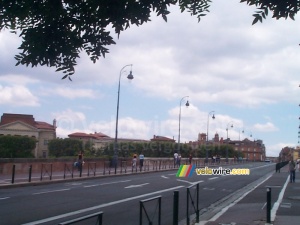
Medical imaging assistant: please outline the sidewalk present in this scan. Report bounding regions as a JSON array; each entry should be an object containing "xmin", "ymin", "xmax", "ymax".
[{"xmin": 196, "ymin": 166, "xmax": 300, "ymax": 225}]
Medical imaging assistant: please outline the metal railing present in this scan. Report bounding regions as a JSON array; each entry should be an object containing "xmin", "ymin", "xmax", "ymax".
[
  {"xmin": 40, "ymin": 163, "xmax": 52, "ymax": 181},
  {"xmin": 139, "ymin": 196, "xmax": 162, "ymax": 225},
  {"xmin": 186, "ymin": 182, "xmax": 200, "ymax": 225},
  {"xmin": 5, "ymin": 158, "xmax": 247, "ymax": 185}
]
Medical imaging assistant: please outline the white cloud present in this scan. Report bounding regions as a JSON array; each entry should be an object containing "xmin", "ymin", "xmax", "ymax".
[
  {"xmin": 42, "ymin": 87, "xmax": 100, "ymax": 99},
  {"xmin": 267, "ymin": 142, "xmax": 295, "ymax": 157},
  {"xmin": 253, "ymin": 122, "xmax": 279, "ymax": 132},
  {"xmin": 0, "ymin": 84, "xmax": 39, "ymax": 106}
]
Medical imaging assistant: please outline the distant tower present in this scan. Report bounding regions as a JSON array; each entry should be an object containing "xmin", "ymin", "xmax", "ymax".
[
  {"xmin": 198, "ymin": 133, "xmax": 206, "ymax": 144},
  {"xmin": 214, "ymin": 132, "xmax": 219, "ymax": 142},
  {"xmin": 53, "ymin": 119, "xmax": 57, "ymax": 129}
]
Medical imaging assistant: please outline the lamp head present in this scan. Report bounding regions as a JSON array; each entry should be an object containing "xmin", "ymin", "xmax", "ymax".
[
  {"xmin": 127, "ymin": 71, "xmax": 134, "ymax": 80},
  {"xmin": 212, "ymin": 114, "xmax": 215, "ymax": 120},
  {"xmin": 185, "ymin": 100, "xmax": 189, "ymax": 107}
]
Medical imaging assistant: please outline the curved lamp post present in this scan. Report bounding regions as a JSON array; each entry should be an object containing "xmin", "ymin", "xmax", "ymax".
[
  {"xmin": 178, "ymin": 96, "xmax": 189, "ymax": 154},
  {"xmin": 113, "ymin": 64, "xmax": 134, "ymax": 173},
  {"xmin": 226, "ymin": 121, "xmax": 234, "ymax": 163},
  {"xmin": 205, "ymin": 111, "xmax": 215, "ymax": 163}
]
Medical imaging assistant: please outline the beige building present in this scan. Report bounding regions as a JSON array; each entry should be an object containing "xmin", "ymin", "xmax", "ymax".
[{"xmin": 0, "ymin": 113, "xmax": 56, "ymax": 158}]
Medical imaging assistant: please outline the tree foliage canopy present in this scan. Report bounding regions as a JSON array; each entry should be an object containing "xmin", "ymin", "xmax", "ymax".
[
  {"xmin": 0, "ymin": 0, "xmax": 297, "ymax": 80},
  {"xmin": 48, "ymin": 138, "xmax": 83, "ymax": 157},
  {"xmin": 0, "ymin": 136, "xmax": 35, "ymax": 158}
]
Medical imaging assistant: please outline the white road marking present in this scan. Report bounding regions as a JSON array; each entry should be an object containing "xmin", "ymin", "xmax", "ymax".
[
  {"xmin": 167, "ymin": 173, "xmax": 176, "ymax": 176},
  {"xmin": 203, "ymin": 187, "xmax": 215, "ymax": 191},
  {"xmin": 161, "ymin": 175, "xmax": 169, "ymax": 179},
  {"xmin": 0, "ymin": 197, "xmax": 10, "ymax": 200},
  {"xmin": 22, "ymin": 185, "xmax": 184, "ymax": 225},
  {"xmin": 177, "ymin": 179, "xmax": 203, "ymax": 185},
  {"xmin": 271, "ymin": 175, "xmax": 290, "ymax": 221},
  {"xmin": 124, "ymin": 183, "xmax": 149, "ymax": 188},
  {"xmin": 209, "ymin": 177, "xmax": 218, "ymax": 180},
  {"xmin": 32, "ymin": 188, "xmax": 70, "ymax": 195},
  {"xmin": 84, "ymin": 179, "xmax": 131, "ymax": 188}
]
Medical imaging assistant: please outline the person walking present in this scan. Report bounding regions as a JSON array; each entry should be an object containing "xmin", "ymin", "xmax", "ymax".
[
  {"xmin": 289, "ymin": 159, "xmax": 296, "ymax": 183},
  {"xmin": 174, "ymin": 152, "xmax": 178, "ymax": 167},
  {"xmin": 139, "ymin": 153, "xmax": 144, "ymax": 170},
  {"xmin": 77, "ymin": 151, "xmax": 84, "ymax": 175},
  {"xmin": 189, "ymin": 154, "xmax": 193, "ymax": 165},
  {"xmin": 132, "ymin": 154, "xmax": 137, "ymax": 170}
]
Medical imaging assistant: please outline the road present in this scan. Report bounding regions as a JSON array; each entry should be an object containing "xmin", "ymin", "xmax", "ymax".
[{"xmin": 0, "ymin": 162, "xmax": 275, "ymax": 225}]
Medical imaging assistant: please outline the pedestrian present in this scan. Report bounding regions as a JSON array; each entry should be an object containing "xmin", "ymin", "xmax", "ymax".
[
  {"xmin": 174, "ymin": 152, "xmax": 178, "ymax": 167},
  {"xmin": 177, "ymin": 154, "xmax": 181, "ymax": 166},
  {"xmin": 139, "ymin": 152, "xmax": 144, "ymax": 169},
  {"xmin": 289, "ymin": 159, "xmax": 296, "ymax": 183},
  {"xmin": 77, "ymin": 151, "xmax": 84, "ymax": 172},
  {"xmin": 132, "ymin": 154, "xmax": 137, "ymax": 169},
  {"xmin": 189, "ymin": 154, "xmax": 193, "ymax": 164}
]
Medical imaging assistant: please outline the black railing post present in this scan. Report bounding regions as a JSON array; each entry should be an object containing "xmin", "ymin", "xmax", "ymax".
[
  {"xmin": 196, "ymin": 183, "xmax": 199, "ymax": 223},
  {"xmin": 28, "ymin": 165, "xmax": 32, "ymax": 182},
  {"xmin": 139, "ymin": 201, "xmax": 143, "ymax": 225},
  {"xmin": 267, "ymin": 187, "xmax": 271, "ymax": 223},
  {"xmin": 186, "ymin": 187, "xmax": 190, "ymax": 225},
  {"xmin": 64, "ymin": 164, "xmax": 66, "ymax": 179},
  {"xmin": 50, "ymin": 164, "xmax": 52, "ymax": 180},
  {"xmin": 11, "ymin": 164, "xmax": 15, "ymax": 184},
  {"xmin": 40, "ymin": 164, "xmax": 43, "ymax": 181},
  {"xmin": 173, "ymin": 191, "xmax": 179, "ymax": 225}
]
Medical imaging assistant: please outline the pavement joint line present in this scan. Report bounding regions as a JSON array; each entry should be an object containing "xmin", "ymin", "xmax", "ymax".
[{"xmin": 194, "ymin": 171, "xmax": 275, "ymax": 224}]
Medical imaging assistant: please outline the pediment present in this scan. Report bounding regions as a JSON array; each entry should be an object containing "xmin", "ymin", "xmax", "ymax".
[{"xmin": 0, "ymin": 121, "xmax": 37, "ymax": 131}]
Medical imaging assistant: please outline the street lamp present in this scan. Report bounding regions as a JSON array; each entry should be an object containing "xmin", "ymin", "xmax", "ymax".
[
  {"xmin": 226, "ymin": 121, "xmax": 233, "ymax": 163},
  {"xmin": 178, "ymin": 96, "xmax": 189, "ymax": 154},
  {"xmin": 113, "ymin": 64, "xmax": 134, "ymax": 173},
  {"xmin": 205, "ymin": 111, "xmax": 215, "ymax": 163}
]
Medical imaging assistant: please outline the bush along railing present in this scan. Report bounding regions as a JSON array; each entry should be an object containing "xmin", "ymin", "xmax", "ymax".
[
  {"xmin": 139, "ymin": 196, "xmax": 162, "ymax": 225},
  {"xmin": 186, "ymin": 182, "xmax": 200, "ymax": 225}
]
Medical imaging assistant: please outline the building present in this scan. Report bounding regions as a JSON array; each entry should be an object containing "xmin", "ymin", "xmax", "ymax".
[
  {"xmin": 150, "ymin": 135, "xmax": 176, "ymax": 143},
  {"xmin": 231, "ymin": 138, "xmax": 266, "ymax": 161},
  {"xmin": 190, "ymin": 132, "xmax": 266, "ymax": 161},
  {"xmin": 0, "ymin": 113, "xmax": 56, "ymax": 158},
  {"xmin": 68, "ymin": 132, "xmax": 149, "ymax": 152}
]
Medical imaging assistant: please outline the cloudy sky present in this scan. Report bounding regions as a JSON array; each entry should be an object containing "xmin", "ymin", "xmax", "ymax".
[{"xmin": 0, "ymin": 0, "xmax": 299, "ymax": 157}]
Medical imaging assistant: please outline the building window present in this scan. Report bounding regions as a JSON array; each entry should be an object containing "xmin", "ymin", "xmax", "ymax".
[
  {"xmin": 254, "ymin": 148, "xmax": 256, "ymax": 152},
  {"xmin": 43, "ymin": 151, "xmax": 47, "ymax": 158},
  {"xmin": 44, "ymin": 140, "xmax": 49, "ymax": 145}
]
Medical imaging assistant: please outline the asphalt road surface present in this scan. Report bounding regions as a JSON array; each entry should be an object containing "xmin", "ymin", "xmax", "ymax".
[{"xmin": 0, "ymin": 162, "xmax": 275, "ymax": 225}]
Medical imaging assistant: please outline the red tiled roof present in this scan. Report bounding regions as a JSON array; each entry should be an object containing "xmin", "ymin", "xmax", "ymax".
[
  {"xmin": 150, "ymin": 135, "xmax": 175, "ymax": 142},
  {"xmin": 35, "ymin": 121, "xmax": 55, "ymax": 130},
  {"xmin": 0, "ymin": 113, "xmax": 55, "ymax": 130},
  {"xmin": 0, "ymin": 113, "xmax": 35, "ymax": 127},
  {"xmin": 68, "ymin": 132, "xmax": 111, "ymax": 139}
]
